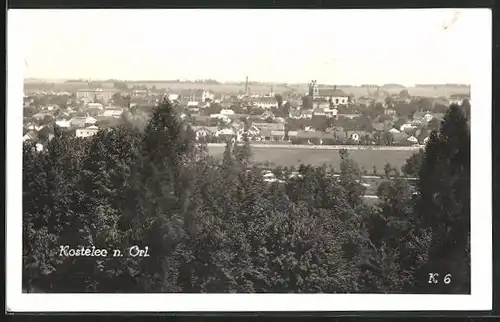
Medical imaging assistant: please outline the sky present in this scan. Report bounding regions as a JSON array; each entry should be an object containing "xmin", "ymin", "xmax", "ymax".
[{"xmin": 14, "ymin": 8, "xmax": 486, "ymax": 86}]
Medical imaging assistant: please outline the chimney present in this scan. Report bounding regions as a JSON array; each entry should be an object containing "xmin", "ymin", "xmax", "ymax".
[{"xmin": 245, "ymin": 76, "xmax": 248, "ymax": 94}]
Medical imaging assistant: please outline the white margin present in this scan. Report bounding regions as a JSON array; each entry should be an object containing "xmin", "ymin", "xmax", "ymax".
[{"xmin": 6, "ymin": 9, "xmax": 492, "ymax": 312}]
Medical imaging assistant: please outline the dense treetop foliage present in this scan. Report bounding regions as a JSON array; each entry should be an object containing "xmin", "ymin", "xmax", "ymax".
[{"xmin": 23, "ymin": 100, "xmax": 470, "ymax": 293}]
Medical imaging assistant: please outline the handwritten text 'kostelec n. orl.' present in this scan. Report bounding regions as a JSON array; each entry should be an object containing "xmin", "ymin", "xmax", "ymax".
[{"xmin": 59, "ymin": 245, "xmax": 150, "ymax": 257}]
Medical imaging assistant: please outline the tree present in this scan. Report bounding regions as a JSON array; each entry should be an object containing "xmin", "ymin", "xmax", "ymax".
[
  {"xmin": 399, "ymin": 89, "xmax": 410, "ymax": 99},
  {"xmin": 461, "ymin": 99, "xmax": 471, "ymax": 121},
  {"xmin": 383, "ymin": 163, "xmax": 392, "ymax": 178},
  {"xmin": 402, "ymin": 149, "xmax": 425, "ymax": 177},
  {"xmin": 394, "ymin": 117, "xmax": 407, "ymax": 131},
  {"xmin": 432, "ymin": 103, "xmax": 448, "ymax": 114},
  {"xmin": 302, "ymin": 95, "xmax": 313, "ymax": 110},
  {"xmin": 418, "ymin": 98, "xmax": 433, "ymax": 112},
  {"xmin": 415, "ymin": 104, "xmax": 470, "ymax": 293},
  {"xmin": 355, "ymin": 115, "xmax": 374, "ymax": 132},
  {"xmin": 373, "ymin": 102, "xmax": 385, "ymax": 117},
  {"xmin": 427, "ymin": 117, "xmax": 441, "ymax": 132},
  {"xmin": 113, "ymin": 81, "xmax": 128, "ymax": 90},
  {"xmin": 274, "ymin": 93, "xmax": 283, "ymax": 109},
  {"xmin": 381, "ymin": 132, "xmax": 394, "ymax": 146}
]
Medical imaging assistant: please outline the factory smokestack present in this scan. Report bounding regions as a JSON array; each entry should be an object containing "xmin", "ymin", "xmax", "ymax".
[{"xmin": 245, "ymin": 76, "xmax": 249, "ymax": 94}]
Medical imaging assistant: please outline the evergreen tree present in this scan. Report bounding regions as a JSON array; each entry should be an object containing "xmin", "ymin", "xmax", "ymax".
[{"xmin": 416, "ymin": 104, "xmax": 470, "ymax": 293}]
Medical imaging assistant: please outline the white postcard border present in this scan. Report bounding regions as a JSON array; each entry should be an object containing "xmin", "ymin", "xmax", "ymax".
[{"xmin": 6, "ymin": 8, "xmax": 492, "ymax": 312}]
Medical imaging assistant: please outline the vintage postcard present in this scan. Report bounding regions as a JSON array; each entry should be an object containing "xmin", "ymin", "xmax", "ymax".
[{"xmin": 6, "ymin": 8, "xmax": 492, "ymax": 312}]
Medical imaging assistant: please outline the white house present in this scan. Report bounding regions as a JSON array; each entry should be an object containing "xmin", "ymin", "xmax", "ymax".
[
  {"xmin": 389, "ymin": 128, "xmax": 401, "ymax": 134},
  {"xmin": 201, "ymin": 90, "xmax": 215, "ymax": 102},
  {"xmin": 400, "ymin": 123, "xmax": 416, "ymax": 132},
  {"xmin": 243, "ymin": 124, "xmax": 260, "ymax": 136},
  {"xmin": 23, "ymin": 131, "xmax": 38, "ymax": 142},
  {"xmin": 220, "ymin": 109, "xmax": 235, "ymax": 115},
  {"xmin": 85, "ymin": 116, "xmax": 97, "ymax": 125},
  {"xmin": 350, "ymin": 132, "xmax": 361, "ymax": 142},
  {"xmin": 300, "ymin": 110, "xmax": 313, "ymax": 119},
  {"xmin": 210, "ymin": 114, "xmax": 232, "ymax": 124},
  {"xmin": 448, "ymin": 94, "xmax": 469, "ymax": 106},
  {"xmin": 87, "ymin": 102, "xmax": 104, "ymax": 110},
  {"xmin": 102, "ymin": 110, "xmax": 123, "ymax": 118},
  {"xmin": 313, "ymin": 108, "xmax": 326, "ymax": 116},
  {"xmin": 423, "ymin": 113, "xmax": 434, "ymax": 123},
  {"xmin": 168, "ymin": 94, "xmax": 180, "ymax": 101},
  {"xmin": 324, "ymin": 107, "xmax": 338, "ymax": 118},
  {"xmin": 216, "ymin": 127, "xmax": 237, "ymax": 137},
  {"xmin": 76, "ymin": 126, "xmax": 99, "ymax": 138},
  {"xmin": 55, "ymin": 119, "xmax": 71, "ymax": 128},
  {"xmin": 407, "ymin": 136, "xmax": 419, "ymax": 145},
  {"xmin": 191, "ymin": 126, "xmax": 217, "ymax": 140},
  {"xmin": 255, "ymin": 98, "xmax": 277, "ymax": 109}
]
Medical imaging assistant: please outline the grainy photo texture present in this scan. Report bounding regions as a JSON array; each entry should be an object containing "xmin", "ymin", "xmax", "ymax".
[{"xmin": 22, "ymin": 9, "xmax": 470, "ymax": 294}]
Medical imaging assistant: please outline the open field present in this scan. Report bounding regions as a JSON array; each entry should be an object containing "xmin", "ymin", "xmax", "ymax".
[
  {"xmin": 24, "ymin": 79, "xmax": 470, "ymax": 97},
  {"xmin": 207, "ymin": 145, "xmax": 416, "ymax": 171}
]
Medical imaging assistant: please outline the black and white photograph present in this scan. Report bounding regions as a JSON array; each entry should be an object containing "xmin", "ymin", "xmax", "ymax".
[{"xmin": 6, "ymin": 8, "xmax": 492, "ymax": 312}]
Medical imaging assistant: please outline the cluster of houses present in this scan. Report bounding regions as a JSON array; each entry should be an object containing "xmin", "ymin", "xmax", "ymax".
[
  {"xmin": 23, "ymin": 81, "xmax": 470, "ymax": 149},
  {"xmin": 23, "ymin": 99, "xmax": 129, "ymax": 149},
  {"xmin": 186, "ymin": 108, "xmax": 447, "ymax": 146}
]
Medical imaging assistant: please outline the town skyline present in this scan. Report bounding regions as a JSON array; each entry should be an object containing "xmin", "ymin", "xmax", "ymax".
[
  {"xmin": 24, "ymin": 77, "xmax": 471, "ymax": 87},
  {"xmin": 16, "ymin": 8, "xmax": 482, "ymax": 86}
]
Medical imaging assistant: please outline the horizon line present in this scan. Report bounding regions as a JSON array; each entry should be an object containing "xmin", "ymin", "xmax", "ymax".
[{"xmin": 24, "ymin": 77, "xmax": 471, "ymax": 88}]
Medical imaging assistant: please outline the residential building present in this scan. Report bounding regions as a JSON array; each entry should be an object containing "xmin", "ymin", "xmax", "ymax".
[
  {"xmin": 191, "ymin": 126, "xmax": 218, "ymax": 140},
  {"xmin": 202, "ymin": 90, "xmax": 215, "ymax": 102},
  {"xmin": 261, "ymin": 111, "xmax": 275, "ymax": 120},
  {"xmin": 220, "ymin": 109, "xmax": 235, "ymax": 115},
  {"xmin": 299, "ymin": 109, "xmax": 313, "ymax": 119},
  {"xmin": 400, "ymin": 123, "xmax": 417, "ymax": 132},
  {"xmin": 392, "ymin": 132, "xmax": 409, "ymax": 144},
  {"xmin": 289, "ymin": 110, "xmax": 302, "ymax": 119},
  {"xmin": 384, "ymin": 107, "xmax": 397, "ymax": 115},
  {"xmin": 76, "ymin": 88, "xmax": 115, "ymax": 104},
  {"xmin": 210, "ymin": 114, "xmax": 232, "ymax": 124},
  {"xmin": 314, "ymin": 101, "xmax": 330, "ymax": 109},
  {"xmin": 346, "ymin": 131, "xmax": 369, "ymax": 142},
  {"xmin": 32, "ymin": 112, "xmax": 54, "ymax": 121},
  {"xmin": 87, "ymin": 102, "xmax": 104, "ymax": 110},
  {"xmin": 270, "ymin": 130, "xmax": 286, "ymax": 140},
  {"xmin": 254, "ymin": 98, "xmax": 278, "ymax": 109},
  {"xmin": 216, "ymin": 127, "xmax": 237, "ymax": 139},
  {"xmin": 76, "ymin": 126, "xmax": 99, "ymax": 138},
  {"xmin": 55, "ymin": 119, "xmax": 71, "ymax": 128},
  {"xmin": 407, "ymin": 136, "xmax": 419, "ymax": 145},
  {"xmin": 338, "ymin": 113, "xmax": 361, "ymax": 120},
  {"xmin": 70, "ymin": 117, "xmax": 89, "ymax": 128},
  {"xmin": 23, "ymin": 131, "xmax": 38, "ymax": 142},
  {"xmin": 168, "ymin": 93, "xmax": 180, "ymax": 101},
  {"xmin": 102, "ymin": 110, "xmax": 124, "ymax": 118},
  {"xmin": 85, "ymin": 116, "xmax": 98, "ymax": 125},
  {"xmin": 252, "ymin": 122, "xmax": 286, "ymax": 132},
  {"xmin": 448, "ymin": 93, "xmax": 470, "ymax": 106}
]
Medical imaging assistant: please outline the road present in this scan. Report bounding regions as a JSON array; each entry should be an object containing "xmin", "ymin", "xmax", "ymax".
[{"xmin": 206, "ymin": 143, "xmax": 424, "ymax": 151}]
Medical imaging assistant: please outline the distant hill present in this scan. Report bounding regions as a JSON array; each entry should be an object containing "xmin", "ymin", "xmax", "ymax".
[{"xmin": 23, "ymin": 78, "xmax": 471, "ymax": 97}]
